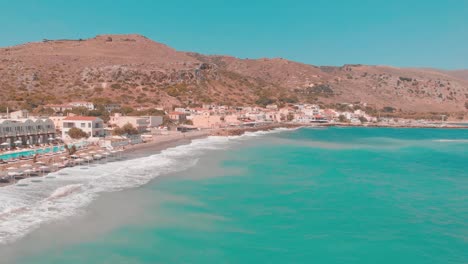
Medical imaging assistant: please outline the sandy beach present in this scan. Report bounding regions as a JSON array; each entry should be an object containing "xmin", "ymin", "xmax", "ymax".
[
  {"xmin": 0, "ymin": 124, "xmax": 287, "ymax": 188},
  {"xmin": 0, "ymin": 130, "xmax": 208, "ymax": 188}
]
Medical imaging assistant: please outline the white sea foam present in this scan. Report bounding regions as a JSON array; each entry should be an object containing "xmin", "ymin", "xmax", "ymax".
[
  {"xmin": 0, "ymin": 129, "xmax": 287, "ymax": 245},
  {"xmin": 433, "ymin": 139, "xmax": 468, "ymax": 143}
]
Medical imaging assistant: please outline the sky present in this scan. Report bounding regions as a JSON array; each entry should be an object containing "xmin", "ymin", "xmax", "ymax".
[{"xmin": 1, "ymin": 0, "xmax": 467, "ymax": 69}]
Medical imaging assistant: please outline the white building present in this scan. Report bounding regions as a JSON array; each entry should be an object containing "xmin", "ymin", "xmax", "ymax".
[
  {"xmin": 62, "ymin": 116, "xmax": 104, "ymax": 138},
  {"xmin": 69, "ymin": 101, "xmax": 95, "ymax": 110},
  {"xmin": 9, "ymin": 110, "xmax": 30, "ymax": 119},
  {"xmin": 45, "ymin": 104, "xmax": 73, "ymax": 113},
  {"xmin": 104, "ymin": 103, "xmax": 121, "ymax": 112},
  {"xmin": 266, "ymin": 104, "xmax": 278, "ymax": 110},
  {"xmin": 0, "ymin": 118, "xmax": 56, "ymax": 146}
]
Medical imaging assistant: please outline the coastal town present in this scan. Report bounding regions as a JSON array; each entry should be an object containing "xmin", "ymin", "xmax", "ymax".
[{"xmin": 0, "ymin": 100, "xmax": 465, "ymax": 185}]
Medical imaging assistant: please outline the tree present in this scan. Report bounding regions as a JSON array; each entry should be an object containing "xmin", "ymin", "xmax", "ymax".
[
  {"xmin": 279, "ymin": 96, "xmax": 299, "ymax": 104},
  {"xmin": 112, "ymin": 124, "xmax": 140, "ymax": 136},
  {"xmin": 338, "ymin": 115, "xmax": 348, "ymax": 123},
  {"xmin": 36, "ymin": 107, "xmax": 55, "ymax": 115},
  {"xmin": 122, "ymin": 123, "xmax": 139, "ymax": 135},
  {"xmin": 68, "ymin": 127, "xmax": 88, "ymax": 139},
  {"xmin": 120, "ymin": 106, "xmax": 135, "ymax": 115},
  {"xmin": 69, "ymin": 145, "xmax": 77, "ymax": 155},
  {"xmin": 64, "ymin": 106, "xmax": 90, "ymax": 116},
  {"xmin": 112, "ymin": 126, "xmax": 124, "ymax": 136},
  {"xmin": 182, "ymin": 119, "xmax": 193, "ymax": 125},
  {"xmin": 255, "ymin": 97, "xmax": 275, "ymax": 107},
  {"xmin": 358, "ymin": 116, "xmax": 368, "ymax": 123},
  {"xmin": 89, "ymin": 105, "xmax": 110, "ymax": 122}
]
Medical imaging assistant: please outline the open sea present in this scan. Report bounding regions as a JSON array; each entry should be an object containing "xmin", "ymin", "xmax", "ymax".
[{"xmin": 0, "ymin": 127, "xmax": 467, "ymax": 263}]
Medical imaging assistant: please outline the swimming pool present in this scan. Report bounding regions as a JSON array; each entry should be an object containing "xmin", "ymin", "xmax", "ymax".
[
  {"xmin": 0, "ymin": 146, "xmax": 65, "ymax": 160},
  {"xmin": 0, "ymin": 141, "xmax": 88, "ymax": 160}
]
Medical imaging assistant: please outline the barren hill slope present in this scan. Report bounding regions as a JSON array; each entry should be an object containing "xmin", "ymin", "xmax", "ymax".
[{"xmin": 0, "ymin": 34, "xmax": 467, "ymax": 114}]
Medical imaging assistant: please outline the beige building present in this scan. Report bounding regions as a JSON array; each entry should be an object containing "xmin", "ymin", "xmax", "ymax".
[
  {"xmin": 168, "ymin": 112, "xmax": 187, "ymax": 122},
  {"xmin": 109, "ymin": 113, "xmax": 163, "ymax": 132},
  {"xmin": 224, "ymin": 115, "xmax": 241, "ymax": 126},
  {"xmin": 49, "ymin": 116, "xmax": 66, "ymax": 131},
  {"xmin": 192, "ymin": 115, "xmax": 223, "ymax": 128}
]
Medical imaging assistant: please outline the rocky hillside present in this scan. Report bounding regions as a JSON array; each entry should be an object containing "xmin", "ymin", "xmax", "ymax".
[{"xmin": 0, "ymin": 34, "xmax": 467, "ymax": 116}]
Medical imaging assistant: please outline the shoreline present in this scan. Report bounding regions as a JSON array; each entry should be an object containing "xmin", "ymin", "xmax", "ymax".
[
  {"xmin": 0, "ymin": 131, "xmax": 211, "ymax": 188},
  {"xmin": 0, "ymin": 122, "xmax": 466, "ymax": 188},
  {"xmin": 317, "ymin": 122, "xmax": 468, "ymax": 129},
  {"xmin": 0, "ymin": 124, "xmax": 298, "ymax": 188}
]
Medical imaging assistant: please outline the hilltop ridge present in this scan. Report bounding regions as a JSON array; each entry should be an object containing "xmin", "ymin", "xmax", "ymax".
[{"xmin": 0, "ymin": 34, "xmax": 467, "ymax": 117}]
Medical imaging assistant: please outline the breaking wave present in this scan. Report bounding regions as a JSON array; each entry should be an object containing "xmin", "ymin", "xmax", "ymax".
[{"xmin": 0, "ymin": 128, "xmax": 290, "ymax": 245}]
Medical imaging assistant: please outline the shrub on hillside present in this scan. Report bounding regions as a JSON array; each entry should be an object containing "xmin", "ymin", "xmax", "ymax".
[
  {"xmin": 399, "ymin": 77, "xmax": 413, "ymax": 82},
  {"xmin": 255, "ymin": 97, "xmax": 275, "ymax": 107},
  {"xmin": 382, "ymin": 106, "xmax": 396, "ymax": 113}
]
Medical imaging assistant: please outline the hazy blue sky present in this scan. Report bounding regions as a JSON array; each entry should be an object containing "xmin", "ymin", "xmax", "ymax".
[{"xmin": 1, "ymin": 0, "xmax": 467, "ymax": 69}]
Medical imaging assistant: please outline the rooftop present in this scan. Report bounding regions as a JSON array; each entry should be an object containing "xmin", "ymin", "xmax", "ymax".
[{"xmin": 63, "ymin": 116, "xmax": 100, "ymax": 121}]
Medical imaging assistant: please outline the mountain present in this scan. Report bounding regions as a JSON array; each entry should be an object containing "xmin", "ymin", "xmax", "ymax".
[
  {"xmin": 0, "ymin": 34, "xmax": 467, "ymax": 115},
  {"xmin": 443, "ymin": 70, "xmax": 468, "ymax": 81}
]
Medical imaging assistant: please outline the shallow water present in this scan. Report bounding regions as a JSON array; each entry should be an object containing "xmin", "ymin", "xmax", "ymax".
[{"xmin": 1, "ymin": 127, "xmax": 467, "ymax": 263}]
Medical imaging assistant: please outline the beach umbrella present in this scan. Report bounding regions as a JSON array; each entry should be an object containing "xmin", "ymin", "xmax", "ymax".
[
  {"xmin": 39, "ymin": 166, "xmax": 50, "ymax": 174},
  {"xmin": 14, "ymin": 140, "xmax": 22, "ymax": 145},
  {"xmin": 84, "ymin": 156, "xmax": 93, "ymax": 166},
  {"xmin": 51, "ymin": 163, "xmax": 61, "ymax": 170},
  {"xmin": 48, "ymin": 137, "xmax": 55, "ymax": 141},
  {"xmin": 24, "ymin": 169, "xmax": 33, "ymax": 176},
  {"xmin": 20, "ymin": 164, "xmax": 32, "ymax": 169},
  {"xmin": 1, "ymin": 142, "xmax": 10, "ymax": 146},
  {"xmin": 6, "ymin": 167, "xmax": 17, "ymax": 181}
]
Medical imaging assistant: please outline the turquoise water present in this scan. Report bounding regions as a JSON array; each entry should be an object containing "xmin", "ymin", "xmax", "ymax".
[{"xmin": 10, "ymin": 128, "xmax": 468, "ymax": 263}]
